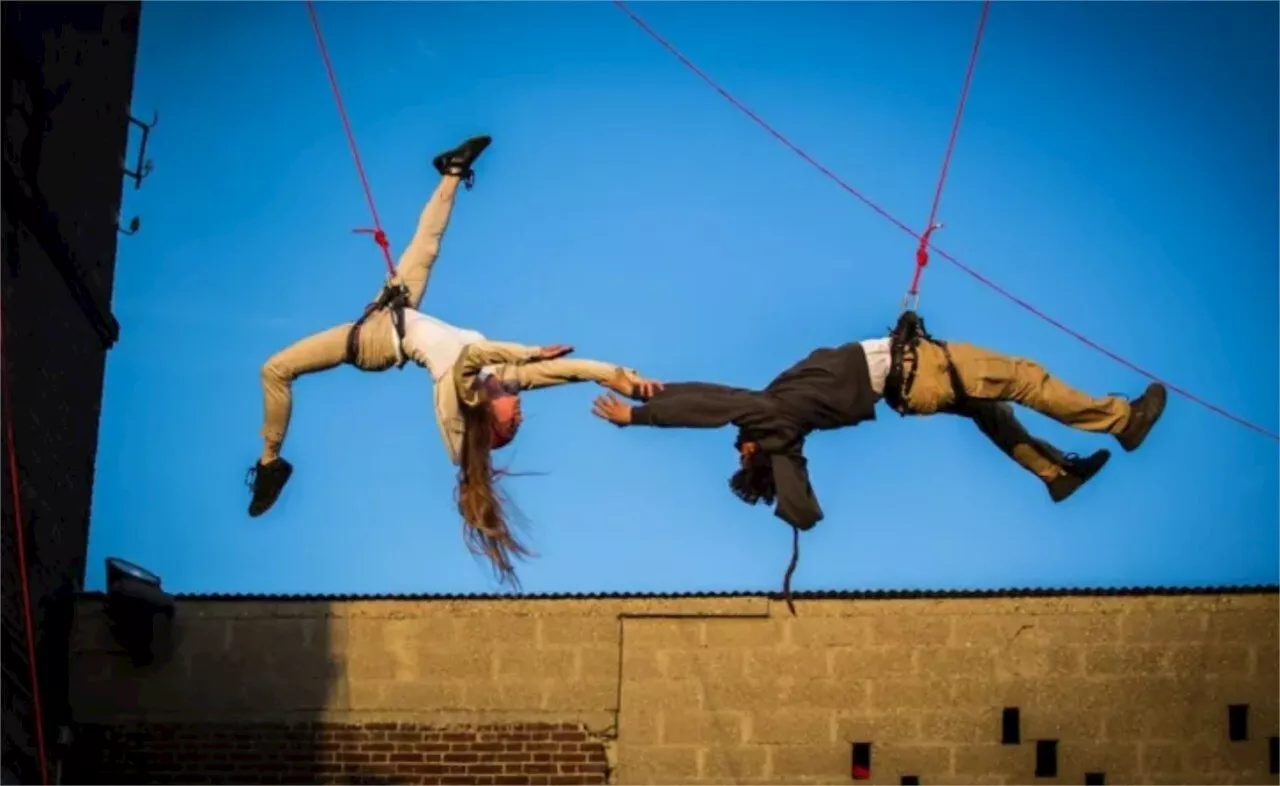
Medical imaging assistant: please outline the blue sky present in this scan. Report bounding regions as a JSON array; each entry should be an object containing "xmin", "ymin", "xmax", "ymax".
[{"xmin": 87, "ymin": 1, "xmax": 1278, "ymax": 595}]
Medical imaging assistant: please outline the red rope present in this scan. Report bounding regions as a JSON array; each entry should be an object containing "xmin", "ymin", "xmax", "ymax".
[
  {"xmin": 304, "ymin": 0, "xmax": 396, "ymax": 277},
  {"xmin": 613, "ymin": 0, "xmax": 1279, "ymax": 442},
  {"xmin": 908, "ymin": 0, "xmax": 992, "ymax": 300},
  {"xmin": 1, "ymin": 319, "xmax": 52, "ymax": 786}
]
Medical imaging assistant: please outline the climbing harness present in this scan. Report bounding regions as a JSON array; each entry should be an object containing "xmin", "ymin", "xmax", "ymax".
[{"xmin": 344, "ymin": 274, "xmax": 412, "ymax": 369}]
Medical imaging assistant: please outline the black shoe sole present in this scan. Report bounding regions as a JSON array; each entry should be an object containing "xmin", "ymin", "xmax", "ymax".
[
  {"xmin": 433, "ymin": 135, "xmax": 491, "ymax": 176},
  {"xmin": 1048, "ymin": 450, "xmax": 1111, "ymax": 503}
]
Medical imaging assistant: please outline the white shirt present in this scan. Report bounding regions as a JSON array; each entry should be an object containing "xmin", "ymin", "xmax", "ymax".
[
  {"xmin": 860, "ymin": 337, "xmax": 892, "ymax": 397},
  {"xmin": 400, "ymin": 310, "xmax": 486, "ymax": 381}
]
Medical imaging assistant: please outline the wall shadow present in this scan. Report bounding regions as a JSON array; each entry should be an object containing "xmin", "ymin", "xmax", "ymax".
[{"xmin": 65, "ymin": 595, "xmax": 345, "ymax": 785}]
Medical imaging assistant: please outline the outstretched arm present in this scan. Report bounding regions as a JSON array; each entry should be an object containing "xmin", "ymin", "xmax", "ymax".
[
  {"xmin": 493, "ymin": 358, "xmax": 662, "ymax": 400},
  {"xmin": 594, "ymin": 383, "xmax": 765, "ymax": 429}
]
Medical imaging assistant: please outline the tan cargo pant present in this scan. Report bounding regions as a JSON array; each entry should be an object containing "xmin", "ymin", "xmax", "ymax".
[
  {"xmin": 902, "ymin": 341, "xmax": 1133, "ymax": 482},
  {"xmin": 259, "ymin": 175, "xmax": 461, "ymax": 455}
]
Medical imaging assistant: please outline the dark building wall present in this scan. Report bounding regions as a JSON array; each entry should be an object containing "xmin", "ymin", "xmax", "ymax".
[{"xmin": 2, "ymin": 2, "xmax": 141, "ymax": 783}]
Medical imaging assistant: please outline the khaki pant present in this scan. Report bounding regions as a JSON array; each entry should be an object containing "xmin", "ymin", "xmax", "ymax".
[
  {"xmin": 259, "ymin": 175, "xmax": 461, "ymax": 453},
  {"xmin": 903, "ymin": 341, "xmax": 1132, "ymax": 482}
]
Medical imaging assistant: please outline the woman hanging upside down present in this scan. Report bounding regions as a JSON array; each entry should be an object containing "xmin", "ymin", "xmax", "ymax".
[
  {"xmin": 248, "ymin": 135, "xmax": 662, "ymax": 584},
  {"xmin": 590, "ymin": 323, "xmax": 1166, "ymax": 532}
]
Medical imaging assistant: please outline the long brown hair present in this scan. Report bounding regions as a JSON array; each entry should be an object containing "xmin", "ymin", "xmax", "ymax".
[{"xmin": 456, "ymin": 400, "xmax": 532, "ymax": 588}]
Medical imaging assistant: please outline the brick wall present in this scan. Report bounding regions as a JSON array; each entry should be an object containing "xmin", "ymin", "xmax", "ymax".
[
  {"xmin": 68, "ymin": 591, "xmax": 1279, "ymax": 785},
  {"xmin": 2, "ymin": 2, "xmax": 140, "ymax": 783},
  {"xmin": 69, "ymin": 721, "xmax": 608, "ymax": 785}
]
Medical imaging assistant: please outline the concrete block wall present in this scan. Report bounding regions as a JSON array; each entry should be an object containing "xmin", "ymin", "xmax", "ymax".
[{"xmin": 68, "ymin": 590, "xmax": 1280, "ymax": 785}]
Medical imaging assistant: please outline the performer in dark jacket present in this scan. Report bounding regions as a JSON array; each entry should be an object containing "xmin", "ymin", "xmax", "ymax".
[{"xmin": 591, "ymin": 334, "xmax": 1166, "ymax": 531}]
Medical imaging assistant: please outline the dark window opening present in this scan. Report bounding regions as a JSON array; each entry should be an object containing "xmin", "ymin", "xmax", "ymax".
[
  {"xmin": 1085, "ymin": 772, "xmax": 1106, "ymax": 785},
  {"xmin": 901, "ymin": 777, "xmax": 920, "ymax": 785},
  {"xmin": 851, "ymin": 742, "xmax": 872, "ymax": 780},
  {"xmin": 1034, "ymin": 740, "xmax": 1058, "ymax": 778},
  {"xmin": 1001, "ymin": 707, "xmax": 1021, "ymax": 745},
  {"xmin": 1228, "ymin": 704, "xmax": 1249, "ymax": 741}
]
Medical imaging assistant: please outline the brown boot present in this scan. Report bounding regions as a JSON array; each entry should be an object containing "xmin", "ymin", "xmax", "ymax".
[{"xmin": 1116, "ymin": 383, "xmax": 1167, "ymax": 452}]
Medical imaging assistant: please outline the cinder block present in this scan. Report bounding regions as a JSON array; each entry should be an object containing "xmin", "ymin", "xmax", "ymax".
[
  {"xmin": 1207, "ymin": 611, "xmax": 1280, "ymax": 645},
  {"xmin": 748, "ymin": 709, "xmax": 834, "ymax": 745},
  {"xmin": 539, "ymin": 617, "xmax": 617, "ymax": 648},
  {"xmin": 453, "ymin": 616, "xmax": 538, "ymax": 646},
  {"xmin": 619, "ymin": 707, "xmax": 662, "ymax": 745},
  {"xmin": 663, "ymin": 710, "xmax": 747, "ymax": 746},
  {"xmin": 1120, "ymin": 612, "xmax": 1209, "ymax": 642},
  {"xmin": 701, "ymin": 745, "xmax": 769, "ymax": 780},
  {"xmin": 870, "ymin": 679, "xmax": 955, "ymax": 711},
  {"xmin": 952, "ymin": 743, "xmax": 1020, "ymax": 777},
  {"xmin": 366, "ymin": 679, "xmax": 466, "ymax": 712},
  {"xmin": 541, "ymin": 679, "xmax": 616, "ymax": 713},
  {"xmin": 872, "ymin": 744, "xmax": 954, "ymax": 779},
  {"xmin": 615, "ymin": 744, "xmax": 701, "ymax": 783},
  {"xmin": 1166, "ymin": 644, "xmax": 1252, "ymax": 678},
  {"xmin": 834, "ymin": 712, "xmax": 921, "ymax": 744},
  {"xmin": 460, "ymin": 677, "xmax": 543, "ymax": 712},
  {"xmin": 666, "ymin": 648, "xmax": 746, "ymax": 681},
  {"xmin": 1025, "ymin": 613, "xmax": 1123, "ymax": 645},
  {"xmin": 620, "ymin": 678, "xmax": 703, "ymax": 712},
  {"xmin": 1083, "ymin": 645, "xmax": 1169, "ymax": 677},
  {"xmin": 784, "ymin": 678, "xmax": 870, "ymax": 712},
  {"xmin": 916, "ymin": 646, "xmax": 998, "ymax": 680},
  {"xmin": 1022, "ymin": 711, "xmax": 1106, "ymax": 741},
  {"xmin": 871, "ymin": 615, "xmax": 954, "ymax": 647},
  {"xmin": 830, "ymin": 646, "xmax": 917, "ymax": 679},
  {"xmin": 950, "ymin": 677, "xmax": 1036, "ymax": 708},
  {"xmin": 625, "ymin": 618, "xmax": 704, "ymax": 648},
  {"xmin": 577, "ymin": 644, "xmax": 621, "ymax": 683},
  {"xmin": 703, "ymin": 619, "xmax": 783, "ymax": 649},
  {"xmin": 787, "ymin": 616, "xmax": 872, "ymax": 648},
  {"xmin": 620, "ymin": 646, "xmax": 663, "ymax": 681},
  {"xmin": 493, "ymin": 647, "xmax": 577, "ymax": 681},
  {"xmin": 414, "ymin": 646, "xmax": 495, "ymax": 681},
  {"xmin": 768, "ymin": 743, "xmax": 846, "ymax": 778},
  {"xmin": 744, "ymin": 647, "xmax": 830, "ymax": 681},
  {"xmin": 919, "ymin": 710, "xmax": 995, "ymax": 744}
]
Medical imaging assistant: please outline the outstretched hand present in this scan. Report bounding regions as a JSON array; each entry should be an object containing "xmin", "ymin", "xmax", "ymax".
[
  {"xmin": 592, "ymin": 394, "xmax": 633, "ymax": 427},
  {"xmin": 535, "ymin": 344, "xmax": 574, "ymax": 361},
  {"xmin": 603, "ymin": 368, "xmax": 664, "ymax": 401}
]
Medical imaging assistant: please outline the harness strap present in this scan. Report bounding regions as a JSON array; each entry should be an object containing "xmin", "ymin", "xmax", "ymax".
[
  {"xmin": 884, "ymin": 310, "xmax": 968, "ymax": 413},
  {"xmin": 344, "ymin": 282, "xmax": 411, "ymax": 368}
]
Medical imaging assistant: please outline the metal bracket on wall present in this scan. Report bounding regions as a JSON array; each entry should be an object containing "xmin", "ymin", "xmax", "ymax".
[
  {"xmin": 116, "ymin": 214, "xmax": 140, "ymax": 236},
  {"xmin": 122, "ymin": 110, "xmax": 158, "ymax": 190}
]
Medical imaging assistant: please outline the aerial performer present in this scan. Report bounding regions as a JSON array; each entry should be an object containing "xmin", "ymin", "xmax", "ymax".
[
  {"xmin": 591, "ymin": 319, "xmax": 1167, "ymax": 531},
  {"xmin": 247, "ymin": 134, "xmax": 662, "ymax": 584}
]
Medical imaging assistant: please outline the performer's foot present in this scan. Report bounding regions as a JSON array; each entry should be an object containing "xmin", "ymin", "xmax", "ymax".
[
  {"xmin": 433, "ymin": 135, "xmax": 491, "ymax": 185},
  {"xmin": 1116, "ymin": 383, "xmax": 1167, "ymax": 453},
  {"xmin": 1047, "ymin": 449, "xmax": 1110, "ymax": 503},
  {"xmin": 247, "ymin": 457, "xmax": 293, "ymax": 517}
]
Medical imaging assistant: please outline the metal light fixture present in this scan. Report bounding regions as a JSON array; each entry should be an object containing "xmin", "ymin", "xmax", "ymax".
[{"xmin": 104, "ymin": 557, "xmax": 174, "ymax": 666}]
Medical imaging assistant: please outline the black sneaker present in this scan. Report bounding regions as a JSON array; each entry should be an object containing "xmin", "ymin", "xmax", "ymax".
[
  {"xmin": 247, "ymin": 457, "xmax": 293, "ymax": 517},
  {"xmin": 1116, "ymin": 382, "xmax": 1167, "ymax": 453},
  {"xmin": 432, "ymin": 135, "xmax": 491, "ymax": 187},
  {"xmin": 1047, "ymin": 449, "xmax": 1111, "ymax": 503}
]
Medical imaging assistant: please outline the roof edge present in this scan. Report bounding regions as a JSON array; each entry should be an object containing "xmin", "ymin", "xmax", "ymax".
[{"xmin": 76, "ymin": 584, "xmax": 1280, "ymax": 603}]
